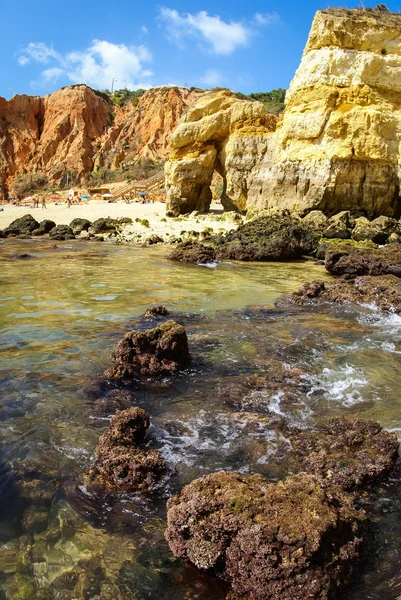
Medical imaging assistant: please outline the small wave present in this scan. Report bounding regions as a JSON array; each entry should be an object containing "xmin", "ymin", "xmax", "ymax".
[
  {"xmin": 306, "ymin": 364, "xmax": 368, "ymax": 407},
  {"xmin": 199, "ymin": 262, "xmax": 219, "ymax": 269}
]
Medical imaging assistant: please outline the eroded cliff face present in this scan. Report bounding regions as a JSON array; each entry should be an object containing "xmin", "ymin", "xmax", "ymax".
[
  {"xmin": 166, "ymin": 7, "xmax": 401, "ymax": 217},
  {"xmin": 0, "ymin": 85, "xmax": 201, "ymax": 195}
]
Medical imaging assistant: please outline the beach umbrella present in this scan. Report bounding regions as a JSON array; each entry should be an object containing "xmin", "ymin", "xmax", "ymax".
[
  {"xmin": 81, "ymin": 194, "xmax": 90, "ymax": 199},
  {"xmin": 139, "ymin": 192, "xmax": 147, "ymax": 198},
  {"xmin": 50, "ymin": 195, "xmax": 60, "ymax": 199},
  {"xmin": 102, "ymin": 193, "xmax": 113, "ymax": 198},
  {"xmin": 23, "ymin": 196, "xmax": 33, "ymax": 201}
]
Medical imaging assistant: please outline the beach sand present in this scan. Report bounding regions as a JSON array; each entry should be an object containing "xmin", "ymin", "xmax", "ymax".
[{"xmin": 0, "ymin": 200, "xmax": 239, "ymax": 241}]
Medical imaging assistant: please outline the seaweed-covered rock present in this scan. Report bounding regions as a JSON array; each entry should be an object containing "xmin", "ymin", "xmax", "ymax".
[
  {"xmin": 105, "ymin": 320, "xmax": 190, "ymax": 379},
  {"xmin": 93, "ymin": 389, "xmax": 135, "ymax": 416},
  {"xmin": 142, "ymin": 306, "xmax": 169, "ymax": 319},
  {"xmin": 32, "ymin": 219, "xmax": 56, "ymax": 235},
  {"xmin": 315, "ymin": 238, "xmax": 377, "ymax": 260},
  {"xmin": 89, "ymin": 218, "xmax": 119, "ymax": 234},
  {"xmin": 323, "ymin": 211, "xmax": 354, "ymax": 240},
  {"xmin": 286, "ymin": 275, "xmax": 401, "ymax": 313},
  {"xmin": 168, "ymin": 241, "xmax": 216, "ymax": 264},
  {"xmin": 3, "ymin": 214, "xmax": 40, "ymax": 236},
  {"xmin": 49, "ymin": 225, "xmax": 76, "ymax": 240},
  {"xmin": 325, "ymin": 244, "xmax": 401, "ymax": 277},
  {"xmin": 352, "ymin": 216, "xmax": 401, "ymax": 244},
  {"xmin": 165, "ymin": 471, "xmax": 363, "ymax": 600},
  {"xmin": 70, "ymin": 218, "xmax": 92, "ymax": 234},
  {"xmin": 302, "ymin": 210, "xmax": 329, "ymax": 234},
  {"xmin": 215, "ymin": 216, "xmax": 318, "ymax": 261},
  {"xmin": 88, "ymin": 408, "xmax": 165, "ymax": 492},
  {"xmin": 290, "ymin": 417, "xmax": 399, "ymax": 491}
]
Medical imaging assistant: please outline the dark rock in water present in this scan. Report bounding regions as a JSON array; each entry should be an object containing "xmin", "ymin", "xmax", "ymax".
[
  {"xmin": 32, "ymin": 219, "xmax": 57, "ymax": 235},
  {"xmin": 105, "ymin": 320, "xmax": 190, "ymax": 379},
  {"xmin": 325, "ymin": 244, "xmax": 401, "ymax": 277},
  {"xmin": 165, "ymin": 471, "xmax": 363, "ymax": 600},
  {"xmin": 215, "ymin": 216, "xmax": 318, "ymax": 261},
  {"xmin": 323, "ymin": 210, "xmax": 354, "ymax": 240},
  {"xmin": 108, "ymin": 407, "xmax": 150, "ymax": 445},
  {"xmin": 285, "ymin": 275, "xmax": 401, "ymax": 313},
  {"xmin": 88, "ymin": 408, "xmax": 165, "ymax": 492},
  {"xmin": 352, "ymin": 215, "xmax": 401, "ymax": 244},
  {"xmin": 3, "ymin": 214, "xmax": 40, "ymax": 236},
  {"xmin": 70, "ymin": 218, "xmax": 92, "ymax": 234},
  {"xmin": 142, "ymin": 306, "xmax": 169, "ymax": 319},
  {"xmin": 49, "ymin": 225, "xmax": 75, "ymax": 240},
  {"xmin": 84, "ymin": 376, "xmax": 116, "ymax": 399},
  {"xmin": 13, "ymin": 253, "xmax": 35, "ymax": 260},
  {"xmin": 89, "ymin": 218, "xmax": 119, "ymax": 234},
  {"xmin": 93, "ymin": 389, "xmax": 135, "ymax": 416},
  {"xmin": 290, "ymin": 417, "xmax": 399, "ymax": 491},
  {"xmin": 146, "ymin": 234, "xmax": 164, "ymax": 245},
  {"xmin": 315, "ymin": 238, "xmax": 377, "ymax": 260},
  {"xmin": 168, "ymin": 241, "xmax": 216, "ymax": 264},
  {"xmin": 0, "ymin": 230, "xmax": 4, "ymax": 238}
]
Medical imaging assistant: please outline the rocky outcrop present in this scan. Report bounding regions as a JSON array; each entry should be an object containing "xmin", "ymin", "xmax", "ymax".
[
  {"xmin": 325, "ymin": 244, "xmax": 401, "ymax": 277},
  {"xmin": 88, "ymin": 408, "xmax": 165, "ymax": 492},
  {"xmin": 165, "ymin": 7, "xmax": 401, "ymax": 218},
  {"xmin": 0, "ymin": 85, "xmax": 201, "ymax": 194},
  {"xmin": 3, "ymin": 214, "xmax": 40, "ymax": 236},
  {"xmin": 165, "ymin": 471, "xmax": 363, "ymax": 600},
  {"xmin": 165, "ymin": 91, "xmax": 278, "ymax": 215},
  {"xmin": 168, "ymin": 241, "xmax": 217, "ymax": 264},
  {"xmin": 105, "ymin": 320, "xmax": 190, "ymax": 380},
  {"xmin": 287, "ymin": 274, "xmax": 401, "ymax": 313}
]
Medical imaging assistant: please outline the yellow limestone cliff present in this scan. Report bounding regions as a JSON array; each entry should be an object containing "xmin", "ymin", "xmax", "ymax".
[{"xmin": 166, "ymin": 6, "xmax": 401, "ymax": 217}]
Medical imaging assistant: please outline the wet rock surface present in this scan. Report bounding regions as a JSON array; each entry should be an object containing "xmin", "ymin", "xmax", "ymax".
[
  {"xmin": 49, "ymin": 224, "xmax": 76, "ymax": 240},
  {"xmin": 89, "ymin": 218, "xmax": 119, "ymax": 235},
  {"xmin": 214, "ymin": 216, "xmax": 318, "ymax": 261},
  {"xmin": 92, "ymin": 389, "xmax": 135, "ymax": 416},
  {"xmin": 168, "ymin": 241, "xmax": 217, "ymax": 264},
  {"xmin": 88, "ymin": 408, "xmax": 165, "ymax": 492},
  {"xmin": 325, "ymin": 244, "xmax": 401, "ymax": 277},
  {"xmin": 165, "ymin": 470, "xmax": 364, "ymax": 600},
  {"xmin": 3, "ymin": 214, "xmax": 40, "ymax": 236},
  {"xmin": 105, "ymin": 320, "xmax": 190, "ymax": 379},
  {"xmin": 286, "ymin": 275, "xmax": 401, "ymax": 313},
  {"xmin": 323, "ymin": 210, "xmax": 354, "ymax": 239},
  {"xmin": 290, "ymin": 417, "xmax": 399, "ymax": 491},
  {"xmin": 352, "ymin": 216, "xmax": 401, "ymax": 244},
  {"xmin": 32, "ymin": 219, "xmax": 56, "ymax": 235},
  {"xmin": 142, "ymin": 306, "xmax": 170, "ymax": 319},
  {"xmin": 69, "ymin": 218, "xmax": 92, "ymax": 234}
]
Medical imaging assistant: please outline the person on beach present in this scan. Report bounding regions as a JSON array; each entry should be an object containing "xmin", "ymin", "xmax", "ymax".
[{"xmin": 42, "ymin": 197, "xmax": 46, "ymax": 209}]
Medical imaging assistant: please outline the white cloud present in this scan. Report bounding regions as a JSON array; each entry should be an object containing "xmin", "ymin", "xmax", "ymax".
[
  {"xmin": 200, "ymin": 69, "xmax": 223, "ymax": 87},
  {"xmin": 141, "ymin": 26, "xmax": 148, "ymax": 34},
  {"xmin": 17, "ymin": 40, "xmax": 153, "ymax": 90},
  {"xmin": 159, "ymin": 8, "xmax": 251, "ymax": 55},
  {"xmin": 254, "ymin": 12, "xmax": 280, "ymax": 26}
]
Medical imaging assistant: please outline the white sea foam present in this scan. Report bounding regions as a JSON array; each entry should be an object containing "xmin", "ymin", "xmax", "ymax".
[{"xmin": 306, "ymin": 364, "xmax": 368, "ymax": 407}]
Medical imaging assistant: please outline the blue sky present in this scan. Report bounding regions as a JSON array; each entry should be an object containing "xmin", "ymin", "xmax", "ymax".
[{"xmin": 1, "ymin": 0, "xmax": 400, "ymax": 99}]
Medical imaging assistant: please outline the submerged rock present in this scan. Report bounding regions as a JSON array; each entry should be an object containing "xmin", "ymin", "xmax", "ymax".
[
  {"xmin": 215, "ymin": 216, "xmax": 318, "ymax": 261},
  {"xmin": 49, "ymin": 224, "xmax": 76, "ymax": 240},
  {"xmin": 290, "ymin": 417, "xmax": 399, "ymax": 491},
  {"xmin": 88, "ymin": 408, "xmax": 165, "ymax": 492},
  {"xmin": 286, "ymin": 275, "xmax": 401, "ymax": 313},
  {"xmin": 325, "ymin": 244, "xmax": 401, "ymax": 277},
  {"xmin": 105, "ymin": 320, "xmax": 190, "ymax": 379},
  {"xmin": 168, "ymin": 241, "xmax": 217, "ymax": 264},
  {"xmin": 93, "ymin": 389, "xmax": 135, "ymax": 416},
  {"xmin": 3, "ymin": 214, "xmax": 40, "ymax": 236},
  {"xmin": 165, "ymin": 471, "xmax": 363, "ymax": 600}
]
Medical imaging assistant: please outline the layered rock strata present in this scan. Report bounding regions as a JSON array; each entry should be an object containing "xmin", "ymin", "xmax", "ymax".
[{"xmin": 165, "ymin": 7, "xmax": 401, "ymax": 217}]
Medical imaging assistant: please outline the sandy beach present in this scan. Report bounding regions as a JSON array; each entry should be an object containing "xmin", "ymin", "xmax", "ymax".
[{"xmin": 0, "ymin": 199, "xmax": 240, "ymax": 242}]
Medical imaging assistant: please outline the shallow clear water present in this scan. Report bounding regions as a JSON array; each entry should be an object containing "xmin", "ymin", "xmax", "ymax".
[{"xmin": 0, "ymin": 238, "xmax": 401, "ymax": 599}]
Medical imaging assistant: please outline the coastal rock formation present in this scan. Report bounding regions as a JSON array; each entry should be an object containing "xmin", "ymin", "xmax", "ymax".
[
  {"xmin": 325, "ymin": 244, "xmax": 401, "ymax": 277},
  {"xmin": 168, "ymin": 241, "xmax": 217, "ymax": 264},
  {"xmin": 165, "ymin": 471, "xmax": 363, "ymax": 600},
  {"xmin": 105, "ymin": 320, "xmax": 190, "ymax": 380},
  {"xmin": 287, "ymin": 274, "xmax": 401, "ymax": 313},
  {"xmin": 88, "ymin": 408, "xmax": 165, "ymax": 492},
  {"xmin": 165, "ymin": 91, "xmax": 277, "ymax": 215},
  {"xmin": 0, "ymin": 86, "xmax": 201, "ymax": 194},
  {"xmin": 3, "ymin": 214, "xmax": 39, "ymax": 236},
  {"xmin": 165, "ymin": 7, "xmax": 401, "ymax": 217}
]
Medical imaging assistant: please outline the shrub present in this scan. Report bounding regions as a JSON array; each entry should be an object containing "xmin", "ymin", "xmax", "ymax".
[{"xmin": 14, "ymin": 172, "xmax": 49, "ymax": 196}]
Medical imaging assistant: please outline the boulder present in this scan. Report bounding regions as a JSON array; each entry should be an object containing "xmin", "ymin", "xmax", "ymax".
[
  {"xmin": 215, "ymin": 215, "xmax": 318, "ymax": 261},
  {"xmin": 290, "ymin": 417, "xmax": 399, "ymax": 491},
  {"xmin": 352, "ymin": 215, "xmax": 401, "ymax": 244},
  {"xmin": 32, "ymin": 219, "xmax": 56, "ymax": 235},
  {"xmin": 325, "ymin": 244, "xmax": 401, "ymax": 277},
  {"xmin": 93, "ymin": 389, "xmax": 135, "ymax": 416},
  {"xmin": 168, "ymin": 241, "xmax": 217, "ymax": 264},
  {"xmin": 89, "ymin": 218, "xmax": 119, "ymax": 234},
  {"xmin": 3, "ymin": 214, "xmax": 40, "ymax": 236},
  {"xmin": 323, "ymin": 211, "xmax": 354, "ymax": 240},
  {"xmin": 301, "ymin": 210, "xmax": 329, "ymax": 234},
  {"xmin": 105, "ymin": 320, "xmax": 190, "ymax": 379},
  {"xmin": 286, "ymin": 274, "xmax": 401, "ymax": 313},
  {"xmin": 88, "ymin": 408, "xmax": 165, "ymax": 493},
  {"xmin": 70, "ymin": 218, "xmax": 92, "ymax": 234},
  {"xmin": 142, "ymin": 306, "xmax": 169, "ymax": 319},
  {"xmin": 315, "ymin": 238, "xmax": 377, "ymax": 260},
  {"xmin": 49, "ymin": 224, "xmax": 75, "ymax": 240},
  {"xmin": 165, "ymin": 471, "xmax": 363, "ymax": 600}
]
